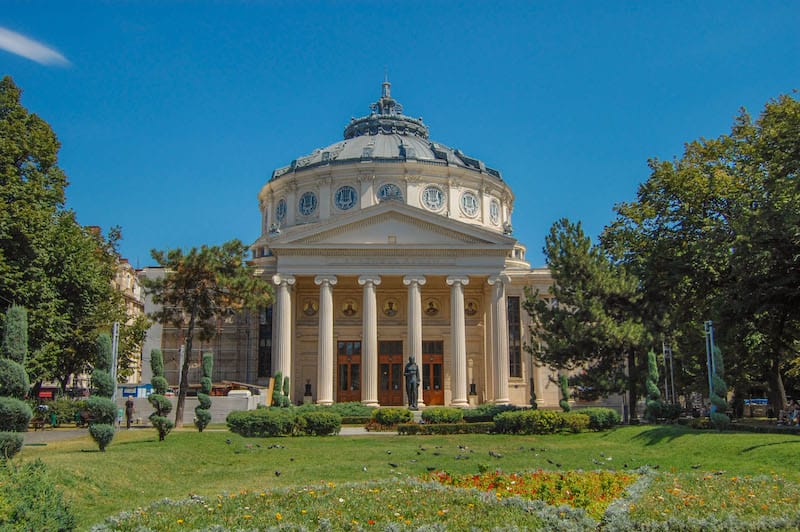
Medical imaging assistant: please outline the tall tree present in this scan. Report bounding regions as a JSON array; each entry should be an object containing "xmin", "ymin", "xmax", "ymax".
[
  {"xmin": 604, "ymin": 93, "xmax": 800, "ymax": 411},
  {"xmin": 524, "ymin": 219, "xmax": 648, "ymax": 420},
  {"xmin": 142, "ymin": 240, "xmax": 273, "ymax": 427}
]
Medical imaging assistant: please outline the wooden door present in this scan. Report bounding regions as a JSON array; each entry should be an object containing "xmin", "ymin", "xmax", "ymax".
[
  {"xmin": 378, "ymin": 340, "xmax": 404, "ymax": 406},
  {"xmin": 422, "ymin": 340, "xmax": 444, "ymax": 405},
  {"xmin": 337, "ymin": 341, "xmax": 361, "ymax": 403}
]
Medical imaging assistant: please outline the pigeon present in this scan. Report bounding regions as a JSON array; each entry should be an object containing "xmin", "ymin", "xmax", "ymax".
[
  {"xmin": 691, "ymin": 464, "xmax": 701, "ymax": 469},
  {"xmin": 290, "ymin": 457, "xmax": 295, "ymax": 462},
  {"xmin": 386, "ymin": 450, "xmax": 392, "ymax": 455},
  {"xmin": 489, "ymin": 450, "xmax": 503, "ymax": 458},
  {"xmin": 432, "ymin": 452, "xmax": 441, "ymax": 456},
  {"xmin": 546, "ymin": 458, "xmax": 554, "ymax": 465},
  {"xmin": 274, "ymin": 471, "xmax": 281, "ymax": 477},
  {"xmin": 426, "ymin": 466, "xmax": 436, "ymax": 471},
  {"xmin": 389, "ymin": 463, "xmax": 398, "ymax": 468},
  {"xmin": 225, "ymin": 439, "xmax": 232, "ymax": 445},
  {"xmin": 362, "ymin": 466, "xmax": 368, "ymax": 472}
]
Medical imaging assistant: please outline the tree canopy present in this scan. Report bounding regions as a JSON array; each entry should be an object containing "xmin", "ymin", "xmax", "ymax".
[{"xmin": 142, "ymin": 240, "xmax": 273, "ymax": 427}]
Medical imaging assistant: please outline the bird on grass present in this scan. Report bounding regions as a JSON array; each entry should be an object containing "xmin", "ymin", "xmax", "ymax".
[{"xmin": 274, "ymin": 471, "xmax": 281, "ymax": 477}]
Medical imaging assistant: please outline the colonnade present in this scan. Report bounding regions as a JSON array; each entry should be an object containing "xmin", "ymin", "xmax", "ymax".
[{"xmin": 271, "ymin": 272, "xmax": 511, "ymax": 407}]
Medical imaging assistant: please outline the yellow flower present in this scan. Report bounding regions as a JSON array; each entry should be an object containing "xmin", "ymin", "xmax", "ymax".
[
  {"xmin": 243, "ymin": 515, "xmax": 252, "ymax": 520},
  {"xmin": 176, "ymin": 519, "xmax": 184, "ymax": 524},
  {"xmin": 276, "ymin": 512, "xmax": 283, "ymax": 520},
  {"xmin": 301, "ymin": 509, "xmax": 307, "ymax": 515}
]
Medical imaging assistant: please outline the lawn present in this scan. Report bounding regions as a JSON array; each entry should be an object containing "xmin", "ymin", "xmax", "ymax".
[{"xmin": 15, "ymin": 424, "xmax": 800, "ymax": 530}]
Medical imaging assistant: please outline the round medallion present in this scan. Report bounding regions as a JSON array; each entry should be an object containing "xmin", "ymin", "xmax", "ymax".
[
  {"xmin": 489, "ymin": 199, "xmax": 500, "ymax": 225},
  {"xmin": 423, "ymin": 298, "xmax": 440, "ymax": 316},
  {"xmin": 302, "ymin": 300, "xmax": 318, "ymax": 316},
  {"xmin": 460, "ymin": 191, "xmax": 479, "ymax": 217},
  {"xmin": 382, "ymin": 298, "xmax": 399, "ymax": 317},
  {"xmin": 298, "ymin": 191, "xmax": 317, "ymax": 216},
  {"xmin": 335, "ymin": 185, "xmax": 358, "ymax": 211},
  {"xmin": 275, "ymin": 198, "xmax": 287, "ymax": 222},
  {"xmin": 341, "ymin": 299, "xmax": 358, "ymax": 317},
  {"xmin": 377, "ymin": 183, "xmax": 403, "ymax": 203},
  {"xmin": 421, "ymin": 186, "xmax": 445, "ymax": 211},
  {"xmin": 465, "ymin": 299, "xmax": 479, "ymax": 317}
]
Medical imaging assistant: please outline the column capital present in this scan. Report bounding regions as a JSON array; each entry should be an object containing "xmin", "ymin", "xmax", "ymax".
[
  {"xmin": 272, "ymin": 273, "xmax": 296, "ymax": 286},
  {"xmin": 487, "ymin": 273, "xmax": 510, "ymax": 286},
  {"xmin": 446, "ymin": 275, "xmax": 470, "ymax": 287},
  {"xmin": 358, "ymin": 275, "xmax": 382, "ymax": 286},
  {"xmin": 314, "ymin": 275, "xmax": 338, "ymax": 286},
  {"xmin": 402, "ymin": 275, "xmax": 427, "ymax": 287}
]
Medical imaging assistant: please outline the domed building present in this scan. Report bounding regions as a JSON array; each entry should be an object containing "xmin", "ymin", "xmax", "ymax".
[{"xmin": 249, "ymin": 81, "xmax": 558, "ymax": 408}]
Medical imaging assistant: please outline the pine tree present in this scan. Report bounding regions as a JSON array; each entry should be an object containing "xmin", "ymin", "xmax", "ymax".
[{"xmin": 710, "ymin": 346, "xmax": 730, "ymax": 430}]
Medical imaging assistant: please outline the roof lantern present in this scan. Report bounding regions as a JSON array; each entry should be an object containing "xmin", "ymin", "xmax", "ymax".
[{"xmin": 343, "ymin": 79, "xmax": 429, "ymax": 140}]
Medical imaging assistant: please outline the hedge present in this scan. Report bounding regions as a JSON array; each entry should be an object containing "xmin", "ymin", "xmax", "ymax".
[
  {"xmin": 575, "ymin": 407, "xmax": 621, "ymax": 430},
  {"xmin": 462, "ymin": 403, "xmax": 522, "ymax": 422},
  {"xmin": 227, "ymin": 408, "xmax": 296, "ymax": 437},
  {"xmin": 373, "ymin": 407, "xmax": 413, "ymax": 426},
  {"xmin": 398, "ymin": 422, "xmax": 495, "ymax": 435},
  {"xmin": 85, "ymin": 396, "xmax": 116, "ymax": 425},
  {"xmin": 494, "ymin": 409, "xmax": 591, "ymax": 435},
  {"xmin": 421, "ymin": 407, "xmax": 464, "ymax": 424},
  {"xmin": 296, "ymin": 411, "xmax": 341, "ymax": 436}
]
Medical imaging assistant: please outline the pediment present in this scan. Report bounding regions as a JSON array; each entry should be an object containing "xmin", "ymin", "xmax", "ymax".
[{"xmin": 269, "ymin": 202, "xmax": 516, "ymax": 250}]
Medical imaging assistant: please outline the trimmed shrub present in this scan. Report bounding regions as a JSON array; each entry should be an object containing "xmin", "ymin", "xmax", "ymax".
[
  {"xmin": 330, "ymin": 402, "xmax": 376, "ymax": 417},
  {"xmin": 1, "ymin": 306, "xmax": 27, "ymax": 364},
  {"xmin": 88, "ymin": 424, "xmax": 115, "ymax": 451},
  {"xmin": 576, "ymin": 407, "xmax": 621, "ymax": 430},
  {"xmin": 0, "ymin": 459, "xmax": 75, "ymax": 530},
  {"xmin": 494, "ymin": 409, "xmax": 584, "ymax": 435},
  {"xmin": 95, "ymin": 333, "xmax": 112, "ymax": 371},
  {"xmin": 194, "ymin": 352, "xmax": 213, "ymax": 432},
  {"xmin": 644, "ymin": 350, "xmax": 663, "ymax": 423},
  {"xmin": 463, "ymin": 403, "xmax": 521, "ymax": 422},
  {"xmin": 0, "ymin": 397, "xmax": 32, "ymax": 432},
  {"xmin": 421, "ymin": 407, "xmax": 464, "ymax": 424},
  {"xmin": 85, "ymin": 396, "xmax": 116, "ymax": 425},
  {"xmin": 150, "ymin": 416, "xmax": 174, "ymax": 441},
  {"xmin": 226, "ymin": 408, "xmax": 295, "ymax": 437},
  {"xmin": 48, "ymin": 398, "xmax": 85, "ymax": 426},
  {"xmin": 710, "ymin": 346, "xmax": 730, "ymax": 430},
  {"xmin": 149, "ymin": 349, "xmax": 172, "ymax": 441},
  {"xmin": 398, "ymin": 422, "xmax": 495, "ymax": 435},
  {"xmin": 297, "ymin": 410, "xmax": 341, "ymax": 436},
  {"xmin": 151, "ymin": 376, "xmax": 168, "ymax": 395},
  {"xmin": 561, "ymin": 412, "xmax": 590, "ymax": 433},
  {"xmin": 373, "ymin": 407, "xmax": 413, "ymax": 426},
  {"xmin": 0, "ymin": 359, "xmax": 29, "ymax": 399},
  {"xmin": 341, "ymin": 416, "xmax": 372, "ymax": 425},
  {"xmin": 559, "ymin": 374, "xmax": 571, "ymax": 412},
  {"xmin": 0, "ymin": 432, "xmax": 23, "ymax": 460},
  {"xmin": 91, "ymin": 370, "xmax": 114, "ymax": 398}
]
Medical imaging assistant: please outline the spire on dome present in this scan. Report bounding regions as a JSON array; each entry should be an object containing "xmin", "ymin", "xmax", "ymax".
[
  {"xmin": 344, "ymin": 80, "xmax": 429, "ymax": 139},
  {"xmin": 371, "ymin": 77, "xmax": 402, "ymax": 116}
]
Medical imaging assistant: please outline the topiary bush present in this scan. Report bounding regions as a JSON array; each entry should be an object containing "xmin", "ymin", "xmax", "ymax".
[
  {"xmin": 494, "ymin": 409, "xmax": 587, "ymax": 435},
  {"xmin": 373, "ymin": 407, "xmax": 413, "ymax": 427},
  {"xmin": 710, "ymin": 346, "xmax": 730, "ymax": 430},
  {"xmin": 194, "ymin": 352, "xmax": 213, "ymax": 432},
  {"xmin": 463, "ymin": 403, "xmax": 521, "ymax": 422},
  {"xmin": 297, "ymin": 410, "xmax": 341, "ymax": 435},
  {"xmin": 1, "ymin": 305, "xmax": 27, "ymax": 365},
  {"xmin": 148, "ymin": 349, "xmax": 173, "ymax": 441},
  {"xmin": 91, "ymin": 370, "xmax": 115, "ymax": 399},
  {"xmin": 576, "ymin": 407, "xmax": 621, "ymax": 430},
  {"xmin": 398, "ymin": 422, "xmax": 496, "ymax": 435},
  {"xmin": 559, "ymin": 374, "xmax": 571, "ymax": 412},
  {"xmin": 421, "ymin": 407, "xmax": 464, "ymax": 424},
  {"xmin": 226, "ymin": 408, "xmax": 295, "ymax": 437},
  {"xmin": 0, "ymin": 433, "xmax": 23, "ymax": 459},
  {"xmin": 88, "ymin": 424, "xmax": 115, "ymax": 451},
  {"xmin": 561, "ymin": 412, "xmax": 591, "ymax": 433},
  {"xmin": 85, "ymin": 396, "xmax": 116, "ymax": 425},
  {"xmin": 0, "ymin": 397, "xmax": 33, "ymax": 432},
  {"xmin": 0, "ymin": 459, "xmax": 75, "ymax": 530},
  {"xmin": 644, "ymin": 350, "xmax": 664, "ymax": 423},
  {"xmin": 0, "ymin": 359, "xmax": 29, "ymax": 399}
]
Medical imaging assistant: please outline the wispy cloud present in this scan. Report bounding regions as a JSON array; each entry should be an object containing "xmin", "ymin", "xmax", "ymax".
[{"xmin": 0, "ymin": 27, "xmax": 70, "ymax": 66}]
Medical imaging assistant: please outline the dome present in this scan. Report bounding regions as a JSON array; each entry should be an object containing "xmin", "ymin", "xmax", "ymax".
[{"xmin": 271, "ymin": 81, "xmax": 502, "ymax": 181}]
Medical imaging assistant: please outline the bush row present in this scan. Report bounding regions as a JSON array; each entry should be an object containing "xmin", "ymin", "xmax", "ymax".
[
  {"xmin": 494, "ymin": 410, "xmax": 593, "ymax": 434},
  {"xmin": 398, "ymin": 422, "xmax": 496, "ymax": 435},
  {"xmin": 226, "ymin": 408, "xmax": 341, "ymax": 437}
]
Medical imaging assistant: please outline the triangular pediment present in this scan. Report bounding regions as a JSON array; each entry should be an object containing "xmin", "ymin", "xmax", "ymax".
[{"xmin": 269, "ymin": 202, "xmax": 516, "ymax": 250}]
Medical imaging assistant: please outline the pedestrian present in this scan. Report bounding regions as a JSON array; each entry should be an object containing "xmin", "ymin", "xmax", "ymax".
[{"xmin": 125, "ymin": 397, "xmax": 135, "ymax": 429}]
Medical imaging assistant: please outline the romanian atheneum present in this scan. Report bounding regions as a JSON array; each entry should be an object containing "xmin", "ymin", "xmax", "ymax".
[{"xmin": 248, "ymin": 81, "xmax": 559, "ymax": 408}]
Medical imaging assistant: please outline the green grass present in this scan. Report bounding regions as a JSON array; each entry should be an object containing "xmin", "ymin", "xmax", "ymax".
[{"xmin": 17, "ymin": 425, "xmax": 800, "ymax": 530}]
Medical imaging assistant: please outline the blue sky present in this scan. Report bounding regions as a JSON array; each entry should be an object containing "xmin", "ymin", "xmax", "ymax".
[{"xmin": 2, "ymin": 1, "xmax": 798, "ymax": 268}]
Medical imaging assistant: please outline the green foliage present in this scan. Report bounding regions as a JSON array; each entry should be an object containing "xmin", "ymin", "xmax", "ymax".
[
  {"xmin": 142, "ymin": 240, "xmax": 274, "ymax": 427},
  {"xmin": 226, "ymin": 408, "xmax": 295, "ymax": 437},
  {"xmin": 91, "ymin": 369, "xmax": 114, "ymax": 398},
  {"xmin": 282, "ymin": 375, "xmax": 290, "ymax": 397},
  {"xmin": 0, "ymin": 359, "xmax": 29, "ymax": 399},
  {"xmin": 710, "ymin": 346, "xmax": 730, "ymax": 430},
  {"xmin": 372, "ymin": 407, "xmax": 413, "ymax": 426},
  {"xmin": 1, "ymin": 306, "xmax": 27, "ymax": 364},
  {"xmin": 151, "ymin": 376, "xmax": 168, "ymax": 396},
  {"xmin": 561, "ymin": 412, "xmax": 591, "ymax": 432},
  {"xmin": 194, "ymin": 353, "xmax": 213, "ymax": 432},
  {"xmin": 0, "ymin": 397, "xmax": 32, "ymax": 432},
  {"xmin": 644, "ymin": 350, "xmax": 664, "ymax": 422},
  {"xmin": 0, "ymin": 432, "xmax": 23, "ymax": 460},
  {"xmin": 328, "ymin": 401, "xmax": 375, "ymax": 417},
  {"xmin": 296, "ymin": 410, "xmax": 342, "ymax": 436},
  {"xmin": 575, "ymin": 407, "xmax": 621, "ymax": 430},
  {"xmin": 421, "ymin": 406, "xmax": 464, "ymax": 424},
  {"xmin": 462, "ymin": 403, "xmax": 521, "ymax": 422},
  {"xmin": 398, "ymin": 422, "xmax": 496, "ymax": 435},
  {"xmin": 0, "ymin": 459, "xmax": 75, "ymax": 530},
  {"xmin": 270, "ymin": 372, "xmax": 291, "ymax": 407},
  {"xmin": 95, "ymin": 333, "xmax": 112, "ymax": 371},
  {"xmin": 494, "ymin": 409, "xmax": 590, "ymax": 435},
  {"xmin": 559, "ymin": 374, "xmax": 571, "ymax": 412},
  {"xmin": 89, "ymin": 423, "xmax": 115, "ymax": 451},
  {"xmin": 149, "ymin": 416, "xmax": 174, "ymax": 442},
  {"xmin": 116, "ymin": 314, "xmax": 151, "ymax": 383},
  {"xmin": 85, "ymin": 396, "xmax": 116, "ymax": 425},
  {"xmin": 150, "ymin": 348, "xmax": 164, "ymax": 378},
  {"xmin": 45, "ymin": 398, "xmax": 85, "ymax": 426}
]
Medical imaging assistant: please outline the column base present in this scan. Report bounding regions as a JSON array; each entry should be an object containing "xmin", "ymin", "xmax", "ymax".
[
  {"xmin": 450, "ymin": 400, "xmax": 469, "ymax": 408},
  {"xmin": 317, "ymin": 399, "xmax": 334, "ymax": 406},
  {"xmin": 362, "ymin": 400, "xmax": 380, "ymax": 408},
  {"xmin": 493, "ymin": 399, "xmax": 511, "ymax": 406}
]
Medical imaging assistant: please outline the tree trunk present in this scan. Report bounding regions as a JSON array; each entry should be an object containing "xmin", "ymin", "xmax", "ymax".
[
  {"xmin": 627, "ymin": 350, "xmax": 639, "ymax": 422},
  {"xmin": 174, "ymin": 308, "xmax": 197, "ymax": 428},
  {"xmin": 768, "ymin": 356, "xmax": 787, "ymax": 414}
]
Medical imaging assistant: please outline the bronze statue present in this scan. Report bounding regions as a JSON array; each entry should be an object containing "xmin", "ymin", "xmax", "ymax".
[{"xmin": 404, "ymin": 356, "xmax": 420, "ymax": 410}]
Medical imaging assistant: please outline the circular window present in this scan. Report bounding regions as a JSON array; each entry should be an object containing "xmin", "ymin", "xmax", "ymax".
[
  {"xmin": 489, "ymin": 199, "xmax": 500, "ymax": 225},
  {"xmin": 335, "ymin": 185, "xmax": 358, "ymax": 211},
  {"xmin": 460, "ymin": 191, "xmax": 480, "ymax": 217},
  {"xmin": 421, "ymin": 186, "xmax": 445, "ymax": 211},
  {"xmin": 275, "ymin": 198, "xmax": 287, "ymax": 222},
  {"xmin": 298, "ymin": 191, "xmax": 317, "ymax": 216},
  {"xmin": 377, "ymin": 183, "xmax": 403, "ymax": 203}
]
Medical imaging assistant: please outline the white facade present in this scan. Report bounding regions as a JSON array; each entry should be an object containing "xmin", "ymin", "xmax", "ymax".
[{"xmin": 250, "ymin": 82, "xmax": 561, "ymax": 408}]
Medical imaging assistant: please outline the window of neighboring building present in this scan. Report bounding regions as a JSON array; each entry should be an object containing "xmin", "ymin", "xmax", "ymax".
[
  {"xmin": 257, "ymin": 305, "xmax": 273, "ymax": 378},
  {"xmin": 507, "ymin": 296, "xmax": 522, "ymax": 378}
]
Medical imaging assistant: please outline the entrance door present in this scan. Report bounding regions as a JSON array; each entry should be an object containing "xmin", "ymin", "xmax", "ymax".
[
  {"xmin": 378, "ymin": 340, "xmax": 404, "ymax": 406},
  {"xmin": 422, "ymin": 340, "xmax": 444, "ymax": 405},
  {"xmin": 337, "ymin": 341, "xmax": 361, "ymax": 403}
]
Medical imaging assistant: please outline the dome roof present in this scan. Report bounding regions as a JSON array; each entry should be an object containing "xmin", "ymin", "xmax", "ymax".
[{"xmin": 271, "ymin": 81, "xmax": 502, "ymax": 181}]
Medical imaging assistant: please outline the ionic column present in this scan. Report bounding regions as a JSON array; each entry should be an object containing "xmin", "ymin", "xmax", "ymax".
[
  {"xmin": 315, "ymin": 275, "xmax": 338, "ymax": 405},
  {"xmin": 403, "ymin": 275, "xmax": 426, "ymax": 408},
  {"xmin": 488, "ymin": 274, "xmax": 510, "ymax": 404},
  {"xmin": 272, "ymin": 274, "xmax": 296, "ymax": 388},
  {"xmin": 446, "ymin": 275, "xmax": 470, "ymax": 407},
  {"xmin": 358, "ymin": 275, "xmax": 382, "ymax": 406}
]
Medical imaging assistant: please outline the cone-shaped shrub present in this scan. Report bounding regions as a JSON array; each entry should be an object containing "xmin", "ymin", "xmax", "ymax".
[
  {"xmin": 194, "ymin": 353, "xmax": 213, "ymax": 432},
  {"xmin": 88, "ymin": 333, "xmax": 116, "ymax": 451},
  {"xmin": 710, "ymin": 346, "xmax": 730, "ymax": 430},
  {"xmin": 0, "ymin": 306, "xmax": 30, "ymax": 460},
  {"xmin": 148, "ymin": 349, "xmax": 173, "ymax": 441},
  {"xmin": 559, "ymin": 374, "xmax": 571, "ymax": 412},
  {"xmin": 644, "ymin": 350, "xmax": 663, "ymax": 422}
]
